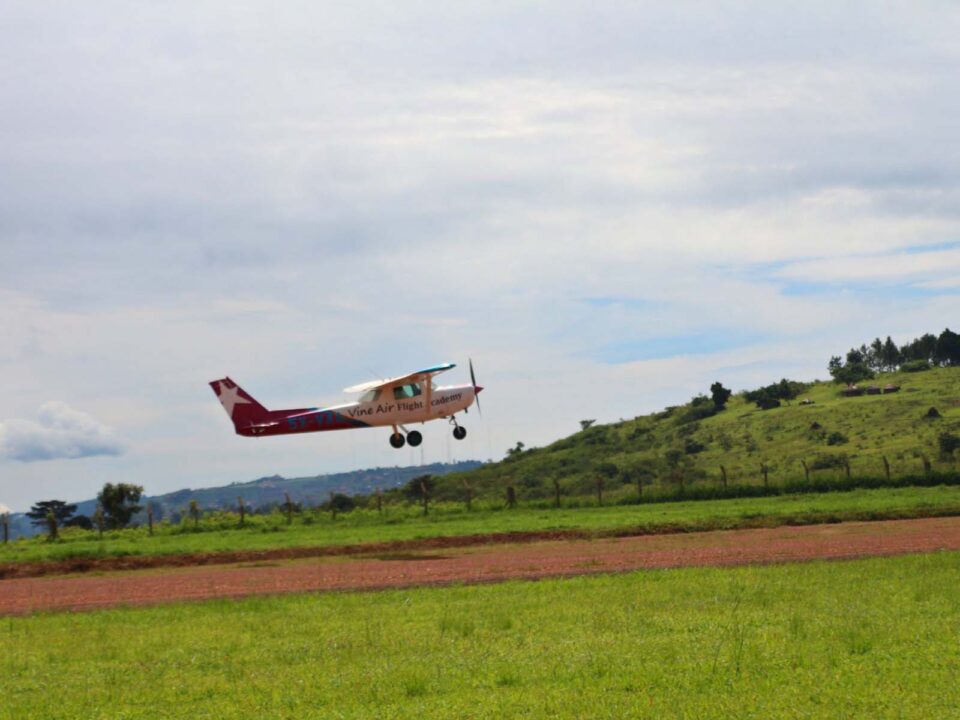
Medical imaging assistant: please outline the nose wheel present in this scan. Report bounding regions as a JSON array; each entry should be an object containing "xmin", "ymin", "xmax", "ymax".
[{"xmin": 450, "ymin": 416, "xmax": 467, "ymax": 440}]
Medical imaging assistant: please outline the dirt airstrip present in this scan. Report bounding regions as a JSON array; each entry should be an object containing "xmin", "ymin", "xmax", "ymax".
[{"xmin": 2, "ymin": 516, "xmax": 959, "ymax": 616}]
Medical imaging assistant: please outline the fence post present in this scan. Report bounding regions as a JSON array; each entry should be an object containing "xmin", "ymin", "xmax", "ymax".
[
  {"xmin": 329, "ymin": 491, "xmax": 337, "ymax": 520},
  {"xmin": 554, "ymin": 478, "xmax": 562, "ymax": 507},
  {"xmin": 238, "ymin": 496, "xmax": 246, "ymax": 526},
  {"xmin": 720, "ymin": 465, "xmax": 728, "ymax": 487},
  {"xmin": 420, "ymin": 479, "xmax": 430, "ymax": 516},
  {"xmin": 147, "ymin": 504, "xmax": 154, "ymax": 536},
  {"xmin": 844, "ymin": 458, "xmax": 851, "ymax": 481},
  {"xmin": 761, "ymin": 463, "xmax": 769, "ymax": 488},
  {"xmin": 882, "ymin": 456, "xmax": 891, "ymax": 483},
  {"xmin": 801, "ymin": 459, "xmax": 810, "ymax": 483},
  {"xmin": 462, "ymin": 480, "xmax": 472, "ymax": 511},
  {"xmin": 285, "ymin": 492, "xmax": 294, "ymax": 524},
  {"xmin": 506, "ymin": 485, "xmax": 516, "ymax": 509},
  {"xmin": 596, "ymin": 477, "xmax": 603, "ymax": 506},
  {"xmin": 376, "ymin": 488, "xmax": 383, "ymax": 514},
  {"xmin": 635, "ymin": 475, "xmax": 643, "ymax": 500},
  {"xmin": 2, "ymin": 513, "xmax": 8, "ymax": 543},
  {"xmin": 922, "ymin": 455, "xmax": 932, "ymax": 475}
]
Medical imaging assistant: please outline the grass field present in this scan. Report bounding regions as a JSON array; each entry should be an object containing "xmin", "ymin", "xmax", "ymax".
[
  {"xmin": 4, "ymin": 484, "xmax": 960, "ymax": 565},
  {"xmin": 3, "ymin": 551, "xmax": 959, "ymax": 718}
]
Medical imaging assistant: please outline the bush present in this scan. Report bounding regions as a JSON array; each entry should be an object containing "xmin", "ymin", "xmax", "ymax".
[
  {"xmin": 900, "ymin": 359, "xmax": 931, "ymax": 373},
  {"xmin": 684, "ymin": 438, "xmax": 707, "ymax": 455},
  {"xmin": 826, "ymin": 431, "xmax": 848, "ymax": 446},
  {"xmin": 810, "ymin": 453, "xmax": 847, "ymax": 471},
  {"xmin": 939, "ymin": 432, "xmax": 960, "ymax": 458},
  {"xmin": 756, "ymin": 396, "xmax": 781, "ymax": 410}
]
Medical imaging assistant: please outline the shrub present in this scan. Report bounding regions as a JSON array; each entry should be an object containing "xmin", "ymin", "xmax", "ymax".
[
  {"xmin": 826, "ymin": 431, "xmax": 848, "ymax": 446},
  {"xmin": 684, "ymin": 438, "xmax": 706, "ymax": 454},
  {"xmin": 756, "ymin": 396, "xmax": 781, "ymax": 410},
  {"xmin": 939, "ymin": 432, "xmax": 960, "ymax": 458},
  {"xmin": 810, "ymin": 453, "xmax": 847, "ymax": 471},
  {"xmin": 901, "ymin": 359, "xmax": 931, "ymax": 373}
]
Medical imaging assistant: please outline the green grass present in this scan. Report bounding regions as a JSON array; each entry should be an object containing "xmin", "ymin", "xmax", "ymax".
[
  {"xmin": 5, "ymin": 484, "xmax": 960, "ymax": 565},
  {"xmin": 4, "ymin": 552, "xmax": 960, "ymax": 718}
]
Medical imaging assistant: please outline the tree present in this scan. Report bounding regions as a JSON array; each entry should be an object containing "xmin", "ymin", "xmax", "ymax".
[
  {"xmin": 868, "ymin": 338, "xmax": 884, "ymax": 372},
  {"xmin": 935, "ymin": 328, "xmax": 960, "ymax": 366},
  {"xmin": 828, "ymin": 355, "xmax": 844, "ymax": 376},
  {"xmin": 710, "ymin": 382, "xmax": 732, "ymax": 411},
  {"xmin": 188, "ymin": 500, "xmax": 201, "ymax": 528},
  {"xmin": 403, "ymin": 474, "xmax": 435, "ymax": 502},
  {"xmin": 846, "ymin": 347, "xmax": 865, "ymax": 365},
  {"xmin": 505, "ymin": 441, "xmax": 525, "ymax": 458},
  {"xmin": 579, "ymin": 419, "xmax": 596, "ymax": 431},
  {"xmin": 25, "ymin": 500, "xmax": 76, "ymax": 528},
  {"xmin": 64, "ymin": 515, "xmax": 93, "ymax": 530},
  {"xmin": 97, "ymin": 483, "xmax": 144, "ymax": 529},
  {"xmin": 881, "ymin": 336, "xmax": 900, "ymax": 371}
]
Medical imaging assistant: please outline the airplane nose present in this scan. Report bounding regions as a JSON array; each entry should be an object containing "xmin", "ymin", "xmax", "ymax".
[{"xmin": 474, "ymin": 385, "xmax": 484, "ymax": 394}]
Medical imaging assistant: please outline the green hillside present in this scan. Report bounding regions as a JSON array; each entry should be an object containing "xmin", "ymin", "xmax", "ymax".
[{"xmin": 435, "ymin": 367, "xmax": 960, "ymax": 501}]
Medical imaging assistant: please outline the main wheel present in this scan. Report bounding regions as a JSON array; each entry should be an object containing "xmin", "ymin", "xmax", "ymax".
[
  {"xmin": 407, "ymin": 430, "xmax": 423, "ymax": 447},
  {"xmin": 389, "ymin": 432, "xmax": 406, "ymax": 449},
  {"xmin": 453, "ymin": 426, "xmax": 467, "ymax": 440}
]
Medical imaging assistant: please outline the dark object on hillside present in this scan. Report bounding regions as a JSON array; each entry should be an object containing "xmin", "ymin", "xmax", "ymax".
[
  {"xmin": 939, "ymin": 432, "xmax": 960, "ymax": 458},
  {"xmin": 809, "ymin": 421, "xmax": 822, "ymax": 430},
  {"xmin": 926, "ymin": 407, "xmax": 942, "ymax": 419},
  {"xmin": 882, "ymin": 385, "xmax": 901, "ymax": 394},
  {"xmin": 840, "ymin": 385, "xmax": 864, "ymax": 397},
  {"xmin": 799, "ymin": 398, "xmax": 815, "ymax": 405},
  {"xmin": 865, "ymin": 386, "xmax": 881, "ymax": 395},
  {"xmin": 756, "ymin": 396, "xmax": 781, "ymax": 410},
  {"xmin": 826, "ymin": 431, "xmax": 848, "ymax": 446}
]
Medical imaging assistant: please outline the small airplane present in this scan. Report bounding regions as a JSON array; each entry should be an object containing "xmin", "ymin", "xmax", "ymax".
[{"xmin": 210, "ymin": 361, "xmax": 482, "ymax": 449}]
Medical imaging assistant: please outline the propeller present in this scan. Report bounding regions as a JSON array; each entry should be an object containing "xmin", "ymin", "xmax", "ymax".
[{"xmin": 469, "ymin": 357, "xmax": 483, "ymax": 416}]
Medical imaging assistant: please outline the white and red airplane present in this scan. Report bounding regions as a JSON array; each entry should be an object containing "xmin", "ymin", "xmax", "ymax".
[{"xmin": 210, "ymin": 361, "xmax": 482, "ymax": 449}]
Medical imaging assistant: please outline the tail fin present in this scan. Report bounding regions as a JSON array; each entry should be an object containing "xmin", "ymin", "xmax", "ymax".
[{"xmin": 209, "ymin": 377, "xmax": 271, "ymax": 430}]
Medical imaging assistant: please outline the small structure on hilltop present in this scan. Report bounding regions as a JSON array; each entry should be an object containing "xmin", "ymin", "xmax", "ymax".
[
  {"xmin": 865, "ymin": 386, "xmax": 882, "ymax": 395},
  {"xmin": 883, "ymin": 384, "xmax": 901, "ymax": 394},
  {"xmin": 840, "ymin": 385, "xmax": 865, "ymax": 397},
  {"xmin": 799, "ymin": 398, "xmax": 815, "ymax": 405}
]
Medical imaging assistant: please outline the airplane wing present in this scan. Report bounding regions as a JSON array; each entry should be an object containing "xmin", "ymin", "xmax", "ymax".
[{"xmin": 343, "ymin": 362, "xmax": 456, "ymax": 393}]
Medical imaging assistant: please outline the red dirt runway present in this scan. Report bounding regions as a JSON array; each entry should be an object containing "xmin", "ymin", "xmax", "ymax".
[{"xmin": 2, "ymin": 516, "xmax": 959, "ymax": 615}]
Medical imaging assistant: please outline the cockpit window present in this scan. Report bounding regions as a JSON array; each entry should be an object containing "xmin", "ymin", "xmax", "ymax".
[
  {"xmin": 359, "ymin": 389, "xmax": 381, "ymax": 404},
  {"xmin": 393, "ymin": 383, "xmax": 422, "ymax": 400}
]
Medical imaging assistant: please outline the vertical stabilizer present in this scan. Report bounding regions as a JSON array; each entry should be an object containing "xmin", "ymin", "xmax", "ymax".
[{"xmin": 209, "ymin": 377, "xmax": 270, "ymax": 430}]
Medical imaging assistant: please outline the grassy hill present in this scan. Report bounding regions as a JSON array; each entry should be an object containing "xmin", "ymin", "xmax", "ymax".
[{"xmin": 433, "ymin": 367, "xmax": 960, "ymax": 502}]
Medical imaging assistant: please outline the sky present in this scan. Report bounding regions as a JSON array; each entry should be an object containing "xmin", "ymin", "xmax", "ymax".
[{"xmin": 1, "ymin": 1, "xmax": 959, "ymax": 511}]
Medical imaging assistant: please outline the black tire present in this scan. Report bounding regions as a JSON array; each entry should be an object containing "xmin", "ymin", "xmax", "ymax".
[
  {"xmin": 407, "ymin": 430, "xmax": 423, "ymax": 447},
  {"xmin": 389, "ymin": 432, "xmax": 406, "ymax": 449},
  {"xmin": 453, "ymin": 426, "xmax": 467, "ymax": 440}
]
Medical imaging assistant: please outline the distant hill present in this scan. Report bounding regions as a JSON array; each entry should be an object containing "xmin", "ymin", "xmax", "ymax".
[
  {"xmin": 7, "ymin": 461, "xmax": 482, "ymax": 539},
  {"xmin": 426, "ymin": 367, "xmax": 960, "ymax": 501}
]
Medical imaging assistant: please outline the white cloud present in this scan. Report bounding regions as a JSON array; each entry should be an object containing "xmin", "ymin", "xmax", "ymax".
[{"xmin": 0, "ymin": 402, "xmax": 125, "ymax": 462}]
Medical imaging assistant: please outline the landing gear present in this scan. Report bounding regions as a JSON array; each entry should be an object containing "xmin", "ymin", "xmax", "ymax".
[
  {"xmin": 389, "ymin": 432, "xmax": 405, "ymax": 449},
  {"xmin": 449, "ymin": 416, "xmax": 467, "ymax": 440},
  {"xmin": 406, "ymin": 430, "xmax": 422, "ymax": 447}
]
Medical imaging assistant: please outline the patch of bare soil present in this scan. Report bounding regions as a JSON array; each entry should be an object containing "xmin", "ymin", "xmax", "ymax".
[{"xmin": 2, "ymin": 516, "xmax": 958, "ymax": 616}]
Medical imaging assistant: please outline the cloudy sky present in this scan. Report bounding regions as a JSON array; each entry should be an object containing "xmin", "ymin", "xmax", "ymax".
[{"xmin": 1, "ymin": 2, "xmax": 959, "ymax": 510}]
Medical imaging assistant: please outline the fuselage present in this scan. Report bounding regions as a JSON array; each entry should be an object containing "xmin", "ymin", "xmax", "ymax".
[{"xmin": 238, "ymin": 383, "xmax": 477, "ymax": 437}]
